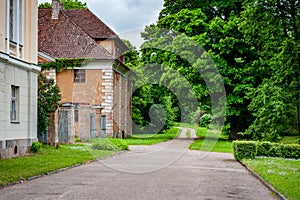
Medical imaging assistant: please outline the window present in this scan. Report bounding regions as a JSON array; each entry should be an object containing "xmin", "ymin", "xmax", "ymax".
[
  {"xmin": 9, "ymin": 0, "xmax": 14, "ymax": 40},
  {"xmin": 11, "ymin": 85, "xmax": 19, "ymax": 122},
  {"xmin": 7, "ymin": 0, "xmax": 23, "ymax": 57},
  {"xmin": 74, "ymin": 69, "xmax": 85, "ymax": 83},
  {"xmin": 8, "ymin": 0, "xmax": 23, "ymax": 43}
]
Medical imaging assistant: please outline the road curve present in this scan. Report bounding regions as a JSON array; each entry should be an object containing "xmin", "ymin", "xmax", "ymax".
[{"xmin": 0, "ymin": 128, "xmax": 275, "ymax": 200}]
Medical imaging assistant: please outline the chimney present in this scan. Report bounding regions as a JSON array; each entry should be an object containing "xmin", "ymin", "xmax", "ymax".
[{"xmin": 51, "ymin": 0, "xmax": 64, "ymax": 19}]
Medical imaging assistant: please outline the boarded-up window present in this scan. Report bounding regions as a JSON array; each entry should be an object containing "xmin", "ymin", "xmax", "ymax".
[{"xmin": 74, "ymin": 69, "xmax": 85, "ymax": 83}]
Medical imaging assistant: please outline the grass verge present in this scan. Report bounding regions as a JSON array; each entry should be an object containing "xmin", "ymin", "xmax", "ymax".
[
  {"xmin": 280, "ymin": 136, "xmax": 300, "ymax": 144},
  {"xmin": 243, "ymin": 157, "xmax": 300, "ymax": 200},
  {"xmin": 188, "ymin": 127, "xmax": 233, "ymax": 153},
  {"xmin": 125, "ymin": 127, "xmax": 180, "ymax": 145},
  {"xmin": 176, "ymin": 123, "xmax": 198, "ymax": 129},
  {"xmin": 86, "ymin": 128, "xmax": 180, "ymax": 146},
  {"xmin": 0, "ymin": 145, "xmax": 114, "ymax": 187}
]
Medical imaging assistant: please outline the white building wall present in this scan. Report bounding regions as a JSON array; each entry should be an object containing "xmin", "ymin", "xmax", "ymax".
[{"xmin": 0, "ymin": 55, "xmax": 39, "ymax": 158}]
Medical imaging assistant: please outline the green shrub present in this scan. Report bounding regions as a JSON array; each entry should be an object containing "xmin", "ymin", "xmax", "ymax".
[
  {"xmin": 91, "ymin": 139, "xmax": 128, "ymax": 151},
  {"xmin": 200, "ymin": 114, "xmax": 211, "ymax": 127},
  {"xmin": 257, "ymin": 141, "xmax": 273, "ymax": 156},
  {"xmin": 108, "ymin": 138, "xmax": 129, "ymax": 150},
  {"xmin": 280, "ymin": 144, "xmax": 300, "ymax": 159},
  {"xmin": 31, "ymin": 142, "xmax": 42, "ymax": 153},
  {"xmin": 233, "ymin": 141, "xmax": 257, "ymax": 160},
  {"xmin": 233, "ymin": 141, "xmax": 300, "ymax": 160},
  {"xmin": 268, "ymin": 143, "xmax": 284, "ymax": 157},
  {"xmin": 74, "ymin": 136, "xmax": 81, "ymax": 143}
]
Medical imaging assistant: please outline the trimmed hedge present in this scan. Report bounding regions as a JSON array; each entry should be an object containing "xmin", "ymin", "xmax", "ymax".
[
  {"xmin": 233, "ymin": 141, "xmax": 300, "ymax": 160},
  {"xmin": 233, "ymin": 141, "xmax": 257, "ymax": 160}
]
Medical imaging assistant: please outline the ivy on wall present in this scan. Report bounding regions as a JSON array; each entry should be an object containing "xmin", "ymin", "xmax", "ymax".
[{"xmin": 40, "ymin": 58, "xmax": 91, "ymax": 72}]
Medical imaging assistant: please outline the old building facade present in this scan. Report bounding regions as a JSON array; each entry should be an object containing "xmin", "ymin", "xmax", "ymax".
[
  {"xmin": 38, "ymin": 0, "xmax": 132, "ymax": 140},
  {"xmin": 0, "ymin": 0, "xmax": 39, "ymax": 158}
]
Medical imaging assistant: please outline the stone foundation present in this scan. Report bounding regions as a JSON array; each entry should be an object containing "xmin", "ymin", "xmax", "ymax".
[{"xmin": 0, "ymin": 138, "xmax": 37, "ymax": 159}]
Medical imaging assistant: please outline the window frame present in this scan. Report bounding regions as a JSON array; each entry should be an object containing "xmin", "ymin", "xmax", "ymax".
[
  {"xmin": 74, "ymin": 69, "xmax": 86, "ymax": 83},
  {"xmin": 10, "ymin": 85, "xmax": 20, "ymax": 123},
  {"xmin": 9, "ymin": 0, "xmax": 14, "ymax": 40},
  {"xmin": 6, "ymin": 0, "xmax": 23, "ymax": 57}
]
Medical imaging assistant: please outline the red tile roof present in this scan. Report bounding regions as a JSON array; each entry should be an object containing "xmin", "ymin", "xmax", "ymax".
[
  {"xmin": 63, "ymin": 9, "xmax": 117, "ymax": 39},
  {"xmin": 38, "ymin": 9, "xmax": 115, "ymax": 60}
]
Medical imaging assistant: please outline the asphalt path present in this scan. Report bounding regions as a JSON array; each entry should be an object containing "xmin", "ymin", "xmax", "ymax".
[{"xmin": 0, "ymin": 128, "xmax": 276, "ymax": 200}]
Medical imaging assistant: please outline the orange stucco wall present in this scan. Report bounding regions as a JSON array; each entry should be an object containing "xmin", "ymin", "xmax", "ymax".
[
  {"xmin": 38, "ymin": 56, "xmax": 48, "ymax": 63},
  {"xmin": 56, "ymin": 70, "xmax": 74, "ymax": 103},
  {"xmin": 57, "ymin": 69, "xmax": 103, "ymax": 105}
]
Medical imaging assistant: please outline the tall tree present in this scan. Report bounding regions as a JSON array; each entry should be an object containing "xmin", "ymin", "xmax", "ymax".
[
  {"xmin": 39, "ymin": 0, "xmax": 87, "ymax": 9},
  {"xmin": 240, "ymin": 0, "xmax": 300, "ymax": 140},
  {"xmin": 141, "ymin": 0, "xmax": 257, "ymax": 139}
]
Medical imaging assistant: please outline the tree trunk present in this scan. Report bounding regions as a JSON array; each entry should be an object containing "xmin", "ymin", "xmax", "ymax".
[{"xmin": 229, "ymin": 119, "xmax": 239, "ymax": 141}]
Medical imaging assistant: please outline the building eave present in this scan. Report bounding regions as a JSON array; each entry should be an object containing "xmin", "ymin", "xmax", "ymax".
[
  {"xmin": 38, "ymin": 51, "xmax": 56, "ymax": 62},
  {"xmin": 0, "ymin": 51, "xmax": 40, "ymax": 73}
]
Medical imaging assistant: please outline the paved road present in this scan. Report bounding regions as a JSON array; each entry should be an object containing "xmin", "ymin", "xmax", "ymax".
[{"xmin": 0, "ymin": 128, "xmax": 275, "ymax": 200}]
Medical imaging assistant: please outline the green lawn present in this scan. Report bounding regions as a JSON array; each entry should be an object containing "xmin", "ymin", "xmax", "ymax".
[
  {"xmin": 125, "ymin": 127, "xmax": 180, "ymax": 145},
  {"xmin": 280, "ymin": 136, "xmax": 300, "ymax": 144},
  {"xmin": 188, "ymin": 127, "xmax": 233, "ymax": 153},
  {"xmin": 176, "ymin": 123, "xmax": 198, "ymax": 129},
  {"xmin": 0, "ymin": 145, "xmax": 114, "ymax": 187},
  {"xmin": 0, "ymin": 127, "xmax": 180, "ymax": 187},
  {"xmin": 87, "ymin": 127, "xmax": 180, "ymax": 146},
  {"xmin": 189, "ymin": 138, "xmax": 233, "ymax": 153},
  {"xmin": 243, "ymin": 157, "xmax": 300, "ymax": 200}
]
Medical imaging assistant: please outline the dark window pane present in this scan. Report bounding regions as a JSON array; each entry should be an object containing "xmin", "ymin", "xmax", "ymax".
[{"xmin": 74, "ymin": 69, "xmax": 85, "ymax": 83}]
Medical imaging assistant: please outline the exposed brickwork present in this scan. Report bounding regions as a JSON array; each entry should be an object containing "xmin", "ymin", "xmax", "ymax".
[{"xmin": 48, "ymin": 111, "xmax": 59, "ymax": 147}]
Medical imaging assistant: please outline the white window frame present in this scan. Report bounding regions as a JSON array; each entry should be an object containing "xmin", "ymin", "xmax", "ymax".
[
  {"xmin": 6, "ymin": 0, "xmax": 23, "ymax": 58},
  {"xmin": 11, "ymin": 85, "xmax": 20, "ymax": 123}
]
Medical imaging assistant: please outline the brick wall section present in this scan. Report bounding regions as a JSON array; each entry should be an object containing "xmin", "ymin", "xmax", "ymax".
[
  {"xmin": 112, "ymin": 72, "xmax": 132, "ymax": 138},
  {"xmin": 101, "ymin": 68, "xmax": 114, "ymax": 137},
  {"xmin": 48, "ymin": 110, "xmax": 59, "ymax": 146},
  {"xmin": 126, "ymin": 79, "xmax": 132, "ymax": 136},
  {"xmin": 127, "ymin": 79, "xmax": 133, "ymax": 136},
  {"xmin": 112, "ymin": 72, "xmax": 119, "ymax": 137}
]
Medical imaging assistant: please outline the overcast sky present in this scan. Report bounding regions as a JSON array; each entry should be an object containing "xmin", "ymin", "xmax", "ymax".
[{"xmin": 38, "ymin": 0, "xmax": 164, "ymax": 46}]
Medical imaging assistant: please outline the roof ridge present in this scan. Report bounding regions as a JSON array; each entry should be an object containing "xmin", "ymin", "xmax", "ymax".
[
  {"xmin": 38, "ymin": 9, "xmax": 116, "ymax": 60},
  {"xmin": 60, "ymin": 10, "xmax": 114, "ymax": 58},
  {"xmin": 85, "ymin": 8, "xmax": 117, "ymax": 37},
  {"xmin": 63, "ymin": 8, "xmax": 117, "ymax": 39}
]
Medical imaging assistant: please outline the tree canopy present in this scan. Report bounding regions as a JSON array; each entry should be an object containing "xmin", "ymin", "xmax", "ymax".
[
  {"xmin": 39, "ymin": 0, "xmax": 87, "ymax": 9},
  {"xmin": 126, "ymin": 0, "xmax": 300, "ymax": 141}
]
